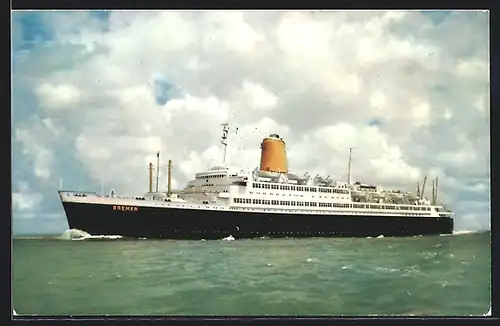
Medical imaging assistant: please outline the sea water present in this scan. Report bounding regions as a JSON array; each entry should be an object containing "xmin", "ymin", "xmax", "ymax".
[{"xmin": 12, "ymin": 230, "xmax": 490, "ymax": 316}]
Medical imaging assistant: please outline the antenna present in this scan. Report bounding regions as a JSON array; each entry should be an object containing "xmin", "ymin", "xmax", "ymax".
[
  {"xmin": 220, "ymin": 123, "xmax": 230, "ymax": 166},
  {"xmin": 347, "ymin": 148, "xmax": 353, "ymax": 185},
  {"xmin": 156, "ymin": 151, "xmax": 160, "ymax": 193}
]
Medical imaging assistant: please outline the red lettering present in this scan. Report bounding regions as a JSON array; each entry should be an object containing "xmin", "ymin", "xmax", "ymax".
[{"xmin": 114, "ymin": 206, "xmax": 139, "ymax": 212}]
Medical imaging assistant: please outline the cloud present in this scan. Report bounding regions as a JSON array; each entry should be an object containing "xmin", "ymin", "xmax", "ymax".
[
  {"xmin": 12, "ymin": 181, "xmax": 43, "ymax": 213},
  {"xmin": 240, "ymin": 80, "xmax": 278, "ymax": 111},
  {"xmin": 35, "ymin": 83, "xmax": 82, "ymax": 110},
  {"xmin": 15, "ymin": 127, "xmax": 54, "ymax": 180},
  {"xmin": 11, "ymin": 10, "xmax": 490, "ymax": 233}
]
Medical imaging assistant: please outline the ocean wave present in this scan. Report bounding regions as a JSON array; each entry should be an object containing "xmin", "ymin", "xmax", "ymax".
[
  {"xmin": 375, "ymin": 267, "xmax": 401, "ymax": 273},
  {"xmin": 13, "ymin": 229, "xmax": 122, "ymax": 241},
  {"xmin": 453, "ymin": 230, "xmax": 479, "ymax": 235},
  {"xmin": 60, "ymin": 229, "xmax": 123, "ymax": 241},
  {"xmin": 440, "ymin": 230, "xmax": 481, "ymax": 237}
]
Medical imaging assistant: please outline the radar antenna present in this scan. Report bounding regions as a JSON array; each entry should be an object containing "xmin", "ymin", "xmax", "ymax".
[{"xmin": 220, "ymin": 123, "xmax": 230, "ymax": 166}]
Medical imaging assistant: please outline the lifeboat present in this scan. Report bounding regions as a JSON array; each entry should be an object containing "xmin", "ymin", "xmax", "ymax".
[
  {"xmin": 287, "ymin": 173, "xmax": 309, "ymax": 184},
  {"xmin": 255, "ymin": 170, "xmax": 281, "ymax": 180}
]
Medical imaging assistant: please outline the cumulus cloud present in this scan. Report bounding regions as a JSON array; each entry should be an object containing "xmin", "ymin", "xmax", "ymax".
[
  {"xmin": 12, "ymin": 181, "xmax": 43, "ymax": 214},
  {"xmin": 15, "ymin": 126, "xmax": 54, "ymax": 180},
  {"xmin": 12, "ymin": 10, "xmax": 490, "ymax": 232},
  {"xmin": 35, "ymin": 83, "xmax": 82, "ymax": 110}
]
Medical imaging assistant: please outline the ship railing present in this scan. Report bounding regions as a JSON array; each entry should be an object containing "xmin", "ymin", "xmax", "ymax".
[
  {"xmin": 58, "ymin": 190, "xmax": 98, "ymax": 197},
  {"xmin": 60, "ymin": 190, "xmax": 151, "ymax": 201},
  {"xmin": 59, "ymin": 190, "xmax": 97, "ymax": 194}
]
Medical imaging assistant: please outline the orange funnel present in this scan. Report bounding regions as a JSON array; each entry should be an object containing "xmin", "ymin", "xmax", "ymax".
[{"xmin": 259, "ymin": 134, "xmax": 288, "ymax": 173}]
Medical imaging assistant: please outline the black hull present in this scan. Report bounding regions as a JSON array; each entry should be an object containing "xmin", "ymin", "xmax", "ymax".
[{"xmin": 62, "ymin": 202, "xmax": 454, "ymax": 240}]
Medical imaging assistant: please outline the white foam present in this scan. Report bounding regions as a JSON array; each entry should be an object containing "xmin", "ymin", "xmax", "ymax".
[
  {"xmin": 453, "ymin": 230, "xmax": 477, "ymax": 235},
  {"xmin": 376, "ymin": 267, "xmax": 400, "ymax": 273},
  {"xmin": 376, "ymin": 235, "xmax": 384, "ymax": 239},
  {"xmin": 200, "ymin": 239, "xmax": 207, "ymax": 242},
  {"xmin": 72, "ymin": 234, "xmax": 123, "ymax": 241},
  {"xmin": 440, "ymin": 230, "xmax": 479, "ymax": 237},
  {"xmin": 306, "ymin": 258, "xmax": 313, "ymax": 262},
  {"xmin": 222, "ymin": 235, "xmax": 235, "ymax": 241},
  {"xmin": 63, "ymin": 229, "xmax": 123, "ymax": 241}
]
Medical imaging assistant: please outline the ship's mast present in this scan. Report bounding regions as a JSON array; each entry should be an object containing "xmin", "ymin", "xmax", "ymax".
[
  {"xmin": 421, "ymin": 176, "xmax": 427, "ymax": 200},
  {"xmin": 435, "ymin": 176, "xmax": 439, "ymax": 204},
  {"xmin": 164, "ymin": 164, "xmax": 167, "ymax": 190},
  {"xmin": 156, "ymin": 151, "xmax": 160, "ymax": 193},
  {"xmin": 148, "ymin": 162, "xmax": 153, "ymax": 193},
  {"xmin": 347, "ymin": 147, "xmax": 353, "ymax": 185},
  {"xmin": 431, "ymin": 179, "xmax": 435, "ymax": 205},
  {"xmin": 220, "ymin": 123, "xmax": 230, "ymax": 166},
  {"xmin": 167, "ymin": 159, "xmax": 172, "ymax": 197}
]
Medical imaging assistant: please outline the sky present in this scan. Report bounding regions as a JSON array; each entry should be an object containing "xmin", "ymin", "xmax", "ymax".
[{"xmin": 11, "ymin": 10, "xmax": 490, "ymax": 235}]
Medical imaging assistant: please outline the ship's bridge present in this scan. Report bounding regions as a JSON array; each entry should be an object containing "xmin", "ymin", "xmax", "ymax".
[
  {"xmin": 195, "ymin": 167, "xmax": 228, "ymax": 180},
  {"xmin": 195, "ymin": 172, "xmax": 227, "ymax": 180},
  {"xmin": 209, "ymin": 166, "xmax": 229, "ymax": 171},
  {"xmin": 195, "ymin": 165, "xmax": 250, "ymax": 179}
]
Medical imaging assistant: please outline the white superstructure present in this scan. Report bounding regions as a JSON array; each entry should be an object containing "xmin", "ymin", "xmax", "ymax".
[{"xmin": 60, "ymin": 124, "xmax": 453, "ymax": 220}]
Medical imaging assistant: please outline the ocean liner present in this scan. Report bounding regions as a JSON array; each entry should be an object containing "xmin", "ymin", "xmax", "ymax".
[{"xmin": 59, "ymin": 124, "xmax": 454, "ymax": 240}]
